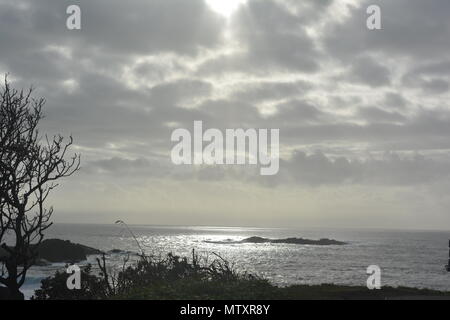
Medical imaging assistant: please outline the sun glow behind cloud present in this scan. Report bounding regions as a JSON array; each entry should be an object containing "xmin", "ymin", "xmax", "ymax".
[{"xmin": 205, "ymin": 0, "xmax": 246, "ymax": 18}]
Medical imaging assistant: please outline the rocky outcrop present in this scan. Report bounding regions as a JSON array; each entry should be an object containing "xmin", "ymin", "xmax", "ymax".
[
  {"xmin": 36, "ymin": 239, "xmax": 103, "ymax": 262},
  {"xmin": 0, "ymin": 239, "xmax": 103, "ymax": 264},
  {"xmin": 243, "ymin": 236, "xmax": 346, "ymax": 245},
  {"xmin": 205, "ymin": 236, "xmax": 346, "ymax": 245}
]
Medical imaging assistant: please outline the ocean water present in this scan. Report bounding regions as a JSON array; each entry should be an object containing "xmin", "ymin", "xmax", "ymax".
[{"xmin": 21, "ymin": 223, "xmax": 450, "ymax": 299}]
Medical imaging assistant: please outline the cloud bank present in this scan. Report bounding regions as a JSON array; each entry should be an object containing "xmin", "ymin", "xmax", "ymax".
[{"xmin": 1, "ymin": 0, "xmax": 449, "ymax": 228}]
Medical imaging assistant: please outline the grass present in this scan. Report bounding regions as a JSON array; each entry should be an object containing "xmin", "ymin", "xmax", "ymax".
[{"xmin": 118, "ymin": 281, "xmax": 450, "ymax": 300}]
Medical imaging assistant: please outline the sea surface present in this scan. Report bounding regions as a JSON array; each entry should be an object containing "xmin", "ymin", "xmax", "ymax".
[{"xmin": 21, "ymin": 223, "xmax": 450, "ymax": 299}]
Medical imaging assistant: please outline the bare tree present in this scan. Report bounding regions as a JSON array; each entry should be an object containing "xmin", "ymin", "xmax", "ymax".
[{"xmin": 0, "ymin": 76, "xmax": 80, "ymax": 299}]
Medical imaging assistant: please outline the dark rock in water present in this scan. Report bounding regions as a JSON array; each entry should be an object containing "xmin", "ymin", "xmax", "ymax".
[
  {"xmin": 36, "ymin": 239, "xmax": 103, "ymax": 263},
  {"xmin": 242, "ymin": 237, "xmax": 346, "ymax": 245},
  {"xmin": 108, "ymin": 249, "xmax": 124, "ymax": 254},
  {"xmin": 241, "ymin": 236, "xmax": 271, "ymax": 243},
  {"xmin": 276, "ymin": 237, "xmax": 345, "ymax": 245},
  {"xmin": 107, "ymin": 248, "xmax": 135, "ymax": 255},
  {"xmin": 34, "ymin": 258, "xmax": 52, "ymax": 266},
  {"xmin": 0, "ymin": 239, "xmax": 103, "ymax": 265},
  {"xmin": 205, "ymin": 236, "xmax": 346, "ymax": 246}
]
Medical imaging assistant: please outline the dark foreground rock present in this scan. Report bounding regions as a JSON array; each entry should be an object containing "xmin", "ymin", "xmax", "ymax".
[
  {"xmin": 205, "ymin": 236, "xmax": 346, "ymax": 245},
  {"xmin": 0, "ymin": 239, "xmax": 103, "ymax": 264},
  {"xmin": 36, "ymin": 239, "xmax": 103, "ymax": 262}
]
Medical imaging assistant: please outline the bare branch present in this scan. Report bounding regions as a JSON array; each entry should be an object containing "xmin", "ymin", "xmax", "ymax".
[{"xmin": 0, "ymin": 75, "xmax": 80, "ymax": 299}]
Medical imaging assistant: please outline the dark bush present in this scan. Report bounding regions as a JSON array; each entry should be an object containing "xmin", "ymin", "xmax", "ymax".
[
  {"xmin": 32, "ymin": 250, "xmax": 271, "ymax": 300},
  {"xmin": 32, "ymin": 265, "xmax": 109, "ymax": 300}
]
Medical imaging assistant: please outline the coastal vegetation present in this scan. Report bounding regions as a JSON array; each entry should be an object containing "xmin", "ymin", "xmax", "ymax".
[{"xmin": 31, "ymin": 246, "xmax": 450, "ymax": 300}]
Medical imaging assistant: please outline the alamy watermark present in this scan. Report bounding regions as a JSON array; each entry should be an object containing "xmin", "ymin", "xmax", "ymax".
[
  {"xmin": 171, "ymin": 121, "xmax": 279, "ymax": 176},
  {"xmin": 66, "ymin": 4, "xmax": 381, "ymax": 31},
  {"xmin": 366, "ymin": 5, "xmax": 382, "ymax": 30},
  {"xmin": 66, "ymin": 264, "xmax": 81, "ymax": 290},
  {"xmin": 66, "ymin": 5, "xmax": 81, "ymax": 30},
  {"xmin": 366, "ymin": 265, "xmax": 382, "ymax": 290}
]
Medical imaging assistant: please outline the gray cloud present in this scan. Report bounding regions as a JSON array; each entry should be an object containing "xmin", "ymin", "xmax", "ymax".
[
  {"xmin": 358, "ymin": 106, "xmax": 406, "ymax": 124},
  {"xmin": 199, "ymin": 0, "xmax": 327, "ymax": 75},
  {"xmin": 233, "ymin": 80, "xmax": 312, "ymax": 103},
  {"xmin": 346, "ymin": 56, "xmax": 391, "ymax": 87},
  {"xmin": 324, "ymin": 0, "xmax": 450, "ymax": 61},
  {"xmin": 1, "ymin": 0, "xmax": 450, "ymax": 227},
  {"xmin": 244, "ymin": 151, "xmax": 450, "ymax": 188},
  {"xmin": 403, "ymin": 60, "xmax": 450, "ymax": 94}
]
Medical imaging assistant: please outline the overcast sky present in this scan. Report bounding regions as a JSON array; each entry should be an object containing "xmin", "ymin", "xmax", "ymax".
[{"xmin": 1, "ymin": 0, "xmax": 450, "ymax": 229}]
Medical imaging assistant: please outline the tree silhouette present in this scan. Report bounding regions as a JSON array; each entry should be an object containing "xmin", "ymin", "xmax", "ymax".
[{"xmin": 0, "ymin": 76, "xmax": 80, "ymax": 299}]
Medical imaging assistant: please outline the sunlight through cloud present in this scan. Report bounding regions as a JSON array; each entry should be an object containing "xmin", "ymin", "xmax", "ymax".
[{"xmin": 206, "ymin": 0, "xmax": 246, "ymax": 18}]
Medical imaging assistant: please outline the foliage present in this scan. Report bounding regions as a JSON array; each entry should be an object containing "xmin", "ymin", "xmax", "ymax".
[
  {"xmin": 32, "ymin": 250, "xmax": 272, "ymax": 300},
  {"xmin": 32, "ymin": 249, "xmax": 450, "ymax": 300},
  {"xmin": 32, "ymin": 265, "xmax": 108, "ymax": 300}
]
